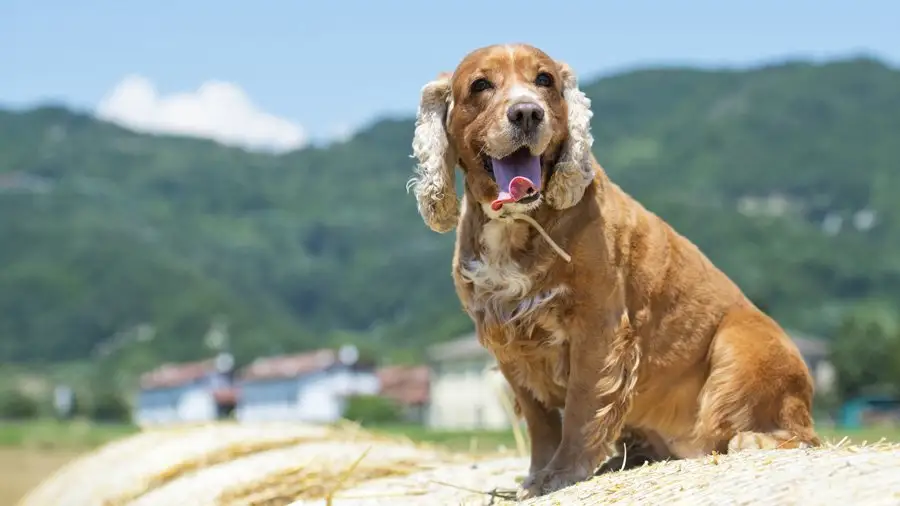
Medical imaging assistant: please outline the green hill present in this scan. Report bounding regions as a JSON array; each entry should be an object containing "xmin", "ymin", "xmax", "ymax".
[{"xmin": 2, "ymin": 56, "xmax": 899, "ymax": 366}]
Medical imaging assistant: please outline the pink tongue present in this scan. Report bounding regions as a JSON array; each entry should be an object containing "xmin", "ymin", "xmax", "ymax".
[{"xmin": 489, "ymin": 149, "xmax": 542, "ymax": 211}]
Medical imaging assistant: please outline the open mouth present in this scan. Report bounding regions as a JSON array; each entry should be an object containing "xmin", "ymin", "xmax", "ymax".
[{"xmin": 483, "ymin": 147, "xmax": 543, "ymax": 211}]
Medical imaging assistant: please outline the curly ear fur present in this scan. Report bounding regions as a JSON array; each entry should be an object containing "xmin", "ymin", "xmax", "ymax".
[
  {"xmin": 407, "ymin": 75, "xmax": 459, "ymax": 233},
  {"xmin": 545, "ymin": 62, "xmax": 596, "ymax": 210}
]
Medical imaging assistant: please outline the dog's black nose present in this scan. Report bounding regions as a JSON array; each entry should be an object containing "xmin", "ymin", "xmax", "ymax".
[{"xmin": 507, "ymin": 102, "xmax": 544, "ymax": 133}]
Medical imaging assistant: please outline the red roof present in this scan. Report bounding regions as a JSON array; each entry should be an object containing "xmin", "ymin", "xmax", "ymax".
[
  {"xmin": 139, "ymin": 358, "xmax": 219, "ymax": 389},
  {"xmin": 238, "ymin": 349, "xmax": 339, "ymax": 381},
  {"xmin": 377, "ymin": 365, "xmax": 430, "ymax": 406},
  {"xmin": 212, "ymin": 386, "xmax": 239, "ymax": 406}
]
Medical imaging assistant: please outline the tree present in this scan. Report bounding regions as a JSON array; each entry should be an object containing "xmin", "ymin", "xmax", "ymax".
[
  {"xmin": 0, "ymin": 387, "xmax": 40, "ymax": 420},
  {"xmin": 829, "ymin": 301, "xmax": 900, "ymax": 400},
  {"xmin": 342, "ymin": 395, "xmax": 403, "ymax": 425},
  {"xmin": 89, "ymin": 389, "xmax": 132, "ymax": 423}
]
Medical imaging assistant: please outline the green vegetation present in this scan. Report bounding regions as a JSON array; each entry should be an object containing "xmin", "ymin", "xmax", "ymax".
[
  {"xmin": 342, "ymin": 395, "xmax": 405, "ymax": 425},
  {"xmin": 2, "ymin": 56, "xmax": 900, "ymax": 390},
  {"xmin": 371, "ymin": 423, "xmax": 524, "ymax": 454},
  {"xmin": 829, "ymin": 300, "xmax": 900, "ymax": 399},
  {"xmin": 0, "ymin": 388, "xmax": 41, "ymax": 420},
  {"xmin": 0, "ymin": 419, "xmax": 136, "ymax": 450}
]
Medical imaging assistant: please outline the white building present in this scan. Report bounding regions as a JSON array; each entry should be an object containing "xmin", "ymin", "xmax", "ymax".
[
  {"xmin": 426, "ymin": 333, "xmax": 515, "ymax": 430},
  {"xmin": 134, "ymin": 354, "xmax": 236, "ymax": 427},
  {"xmin": 788, "ymin": 329, "xmax": 836, "ymax": 394},
  {"xmin": 235, "ymin": 346, "xmax": 379, "ymax": 424}
]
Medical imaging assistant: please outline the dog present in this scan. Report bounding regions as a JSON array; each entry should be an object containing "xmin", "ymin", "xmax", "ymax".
[{"xmin": 408, "ymin": 43, "xmax": 820, "ymax": 499}]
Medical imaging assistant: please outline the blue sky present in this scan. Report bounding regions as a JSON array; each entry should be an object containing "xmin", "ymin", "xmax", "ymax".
[{"xmin": 3, "ymin": 0, "xmax": 898, "ymax": 151}]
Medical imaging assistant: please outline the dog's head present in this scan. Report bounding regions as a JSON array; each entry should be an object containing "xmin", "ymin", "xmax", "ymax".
[{"xmin": 409, "ymin": 43, "xmax": 594, "ymax": 233}]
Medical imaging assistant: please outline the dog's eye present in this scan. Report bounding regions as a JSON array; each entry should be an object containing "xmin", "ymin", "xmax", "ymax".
[
  {"xmin": 470, "ymin": 78, "xmax": 493, "ymax": 93},
  {"xmin": 535, "ymin": 72, "xmax": 554, "ymax": 87}
]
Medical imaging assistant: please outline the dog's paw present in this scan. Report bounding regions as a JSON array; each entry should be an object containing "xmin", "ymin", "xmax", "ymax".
[
  {"xmin": 515, "ymin": 466, "xmax": 591, "ymax": 500},
  {"xmin": 728, "ymin": 431, "xmax": 813, "ymax": 453}
]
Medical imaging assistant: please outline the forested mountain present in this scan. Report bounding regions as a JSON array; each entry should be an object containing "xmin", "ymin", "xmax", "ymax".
[{"xmin": 2, "ymin": 56, "xmax": 899, "ymax": 365}]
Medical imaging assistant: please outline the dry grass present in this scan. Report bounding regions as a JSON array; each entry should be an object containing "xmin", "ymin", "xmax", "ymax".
[
  {"xmin": 491, "ymin": 376, "xmax": 528, "ymax": 459},
  {"xmin": 101, "ymin": 434, "xmax": 323, "ymax": 506},
  {"xmin": 15, "ymin": 422, "xmax": 900, "ymax": 506},
  {"xmin": 17, "ymin": 422, "xmax": 335, "ymax": 506},
  {"xmin": 505, "ymin": 439, "xmax": 900, "ymax": 506},
  {"xmin": 215, "ymin": 448, "xmax": 429, "ymax": 506},
  {"xmin": 0, "ymin": 448, "xmax": 82, "ymax": 506}
]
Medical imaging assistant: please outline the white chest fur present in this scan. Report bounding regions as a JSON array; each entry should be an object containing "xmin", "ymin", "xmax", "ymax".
[
  {"xmin": 461, "ymin": 220, "xmax": 533, "ymax": 299},
  {"xmin": 459, "ymin": 219, "xmax": 566, "ymax": 325}
]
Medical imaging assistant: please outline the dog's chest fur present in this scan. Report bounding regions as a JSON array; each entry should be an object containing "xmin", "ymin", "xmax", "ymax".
[{"xmin": 456, "ymin": 218, "xmax": 571, "ymax": 406}]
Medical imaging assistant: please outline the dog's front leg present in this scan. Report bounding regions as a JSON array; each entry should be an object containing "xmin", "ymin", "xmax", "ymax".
[
  {"xmin": 518, "ymin": 310, "xmax": 637, "ymax": 499},
  {"xmin": 497, "ymin": 362, "xmax": 562, "ymax": 481}
]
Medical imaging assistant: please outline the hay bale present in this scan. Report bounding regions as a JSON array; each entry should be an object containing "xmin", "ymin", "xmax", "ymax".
[
  {"xmin": 17, "ymin": 424, "xmax": 900, "ymax": 506},
  {"xmin": 511, "ymin": 441, "xmax": 900, "ymax": 506},
  {"xmin": 17, "ymin": 423, "xmax": 333, "ymax": 506}
]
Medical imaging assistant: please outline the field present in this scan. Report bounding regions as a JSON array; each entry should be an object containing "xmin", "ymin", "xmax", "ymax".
[
  {"xmin": 2, "ymin": 420, "xmax": 899, "ymax": 505},
  {"xmin": 0, "ymin": 420, "xmax": 136, "ymax": 505}
]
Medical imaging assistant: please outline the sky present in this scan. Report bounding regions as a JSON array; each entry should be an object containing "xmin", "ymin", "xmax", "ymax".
[{"xmin": 3, "ymin": 0, "xmax": 898, "ymax": 152}]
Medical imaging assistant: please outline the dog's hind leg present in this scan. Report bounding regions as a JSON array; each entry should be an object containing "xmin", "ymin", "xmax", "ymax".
[{"xmin": 694, "ymin": 306, "xmax": 822, "ymax": 454}]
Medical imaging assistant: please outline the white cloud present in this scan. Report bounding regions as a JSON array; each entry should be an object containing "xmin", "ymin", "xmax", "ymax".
[{"xmin": 95, "ymin": 75, "xmax": 307, "ymax": 153}]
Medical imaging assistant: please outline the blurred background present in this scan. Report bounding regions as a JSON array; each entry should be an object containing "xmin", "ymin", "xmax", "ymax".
[{"xmin": 3, "ymin": 0, "xmax": 900, "ymax": 502}]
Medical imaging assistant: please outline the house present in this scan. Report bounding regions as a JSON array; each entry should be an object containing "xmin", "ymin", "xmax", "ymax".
[
  {"xmin": 839, "ymin": 395, "xmax": 900, "ymax": 429},
  {"xmin": 376, "ymin": 365, "xmax": 430, "ymax": 424},
  {"xmin": 425, "ymin": 333, "xmax": 515, "ymax": 430},
  {"xmin": 234, "ymin": 345, "xmax": 378, "ymax": 424},
  {"xmin": 134, "ymin": 353, "xmax": 237, "ymax": 427},
  {"xmin": 788, "ymin": 329, "xmax": 836, "ymax": 394}
]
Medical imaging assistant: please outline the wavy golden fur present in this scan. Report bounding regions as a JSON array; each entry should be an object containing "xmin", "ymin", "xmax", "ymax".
[{"xmin": 408, "ymin": 43, "xmax": 820, "ymax": 499}]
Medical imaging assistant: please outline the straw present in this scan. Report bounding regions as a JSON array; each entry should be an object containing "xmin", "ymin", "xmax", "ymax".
[
  {"xmin": 103, "ymin": 435, "xmax": 323, "ymax": 506},
  {"xmin": 16, "ymin": 424, "xmax": 900, "ymax": 506}
]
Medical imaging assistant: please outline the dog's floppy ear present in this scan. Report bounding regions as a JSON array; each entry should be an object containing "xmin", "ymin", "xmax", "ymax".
[
  {"xmin": 407, "ymin": 73, "xmax": 459, "ymax": 233},
  {"xmin": 545, "ymin": 61, "xmax": 595, "ymax": 210}
]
